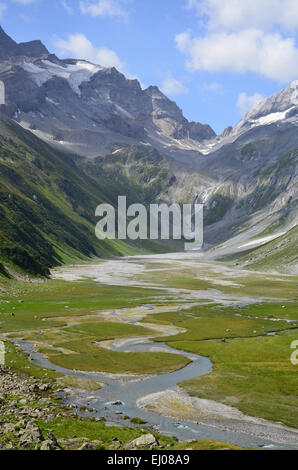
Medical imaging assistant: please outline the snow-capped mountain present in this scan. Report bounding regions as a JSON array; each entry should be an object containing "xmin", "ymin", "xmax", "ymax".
[
  {"xmin": 0, "ymin": 26, "xmax": 296, "ymax": 271},
  {"xmin": 233, "ymin": 80, "xmax": 298, "ymax": 134},
  {"xmin": 0, "ymin": 26, "xmax": 215, "ymax": 158}
]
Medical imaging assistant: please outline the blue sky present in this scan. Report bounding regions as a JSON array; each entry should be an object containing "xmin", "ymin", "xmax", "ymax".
[{"xmin": 1, "ymin": 0, "xmax": 298, "ymax": 134}]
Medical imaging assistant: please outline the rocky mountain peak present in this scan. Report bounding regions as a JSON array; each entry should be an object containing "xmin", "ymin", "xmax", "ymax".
[
  {"xmin": 233, "ymin": 81, "xmax": 298, "ymax": 136},
  {"xmin": 0, "ymin": 26, "xmax": 18, "ymax": 59},
  {"xmin": 18, "ymin": 40, "xmax": 49, "ymax": 58},
  {"xmin": 0, "ymin": 26, "xmax": 216, "ymax": 156},
  {"xmin": 0, "ymin": 25, "xmax": 49, "ymax": 59}
]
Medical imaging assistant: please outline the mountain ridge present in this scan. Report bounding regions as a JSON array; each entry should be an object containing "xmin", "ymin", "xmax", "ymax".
[
  {"xmin": 0, "ymin": 27, "xmax": 296, "ymax": 275},
  {"xmin": 0, "ymin": 26, "xmax": 49, "ymax": 59},
  {"xmin": 0, "ymin": 26, "xmax": 216, "ymax": 158}
]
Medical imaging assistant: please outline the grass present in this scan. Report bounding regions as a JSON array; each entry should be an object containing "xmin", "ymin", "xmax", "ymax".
[
  {"xmin": 37, "ymin": 416, "xmax": 159, "ymax": 449},
  {"xmin": 40, "ymin": 343, "xmax": 190, "ymax": 375},
  {"xmin": 171, "ymin": 441, "xmax": 246, "ymax": 450},
  {"xmin": 0, "ymin": 279, "xmax": 190, "ymax": 375},
  {"xmin": 3, "ymin": 340, "xmax": 61, "ymax": 380},
  {"xmin": 59, "ymin": 376, "xmax": 102, "ymax": 391},
  {"xmin": 1, "ymin": 257, "xmax": 297, "ymax": 435},
  {"xmin": 36, "ymin": 415, "xmax": 246, "ymax": 450},
  {"xmin": 130, "ymin": 417, "xmax": 148, "ymax": 425},
  {"xmin": 238, "ymin": 225, "xmax": 298, "ymax": 272},
  {"xmin": 149, "ymin": 303, "xmax": 297, "ymax": 343},
  {"xmin": 64, "ymin": 321, "xmax": 155, "ymax": 339},
  {"xmin": 0, "ymin": 119, "xmax": 173, "ymax": 276},
  {"xmin": 145, "ymin": 300, "xmax": 298, "ymax": 428},
  {"xmin": 0, "ymin": 280, "xmax": 166, "ymax": 336},
  {"xmin": 139, "ymin": 261, "xmax": 298, "ymax": 300},
  {"xmin": 170, "ymin": 329, "xmax": 298, "ymax": 428}
]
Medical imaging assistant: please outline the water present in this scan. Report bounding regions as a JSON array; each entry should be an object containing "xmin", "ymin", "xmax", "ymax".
[
  {"xmin": 8, "ymin": 255, "xmax": 298, "ymax": 449},
  {"xmin": 11, "ymin": 336, "xmax": 297, "ymax": 449}
]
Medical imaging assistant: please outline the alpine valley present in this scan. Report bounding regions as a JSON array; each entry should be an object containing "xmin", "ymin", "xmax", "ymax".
[
  {"xmin": 0, "ymin": 26, "xmax": 297, "ymax": 275},
  {"xmin": 0, "ymin": 27, "xmax": 297, "ymax": 452}
]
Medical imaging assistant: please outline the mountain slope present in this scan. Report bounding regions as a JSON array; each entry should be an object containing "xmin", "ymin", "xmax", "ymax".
[
  {"xmin": 237, "ymin": 225, "xmax": 298, "ymax": 273},
  {"xmin": 0, "ymin": 26, "xmax": 215, "ymax": 159},
  {"xmin": 0, "ymin": 116, "xmax": 174, "ymax": 277},
  {"xmin": 0, "ymin": 26, "xmax": 296, "ymax": 274}
]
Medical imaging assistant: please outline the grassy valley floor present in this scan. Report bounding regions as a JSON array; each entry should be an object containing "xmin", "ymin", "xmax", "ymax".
[{"xmin": 0, "ymin": 254, "xmax": 297, "ymax": 449}]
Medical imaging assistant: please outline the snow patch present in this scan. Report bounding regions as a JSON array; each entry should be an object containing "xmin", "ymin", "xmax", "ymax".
[
  {"xmin": 239, "ymin": 232, "xmax": 286, "ymax": 249},
  {"xmin": 22, "ymin": 59, "xmax": 103, "ymax": 95},
  {"xmin": 114, "ymin": 103, "xmax": 134, "ymax": 120},
  {"xmin": 251, "ymin": 107, "xmax": 295, "ymax": 127},
  {"xmin": 46, "ymin": 97, "xmax": 59, "ymax": 106}
]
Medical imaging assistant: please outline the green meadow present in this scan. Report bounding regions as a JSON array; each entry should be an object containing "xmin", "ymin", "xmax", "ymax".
[
  {"xmin": 0, "ymin": 280, "xmax": 190, "ymax": 375},
  {"xmin": 0, "ymin": 258, "xmax": 297, "ymax": 433}
]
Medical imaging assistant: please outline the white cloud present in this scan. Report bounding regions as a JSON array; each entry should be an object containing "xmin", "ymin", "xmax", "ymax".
[
  {"xmin": 0, "ymin": 3, "xmax": 7, "ymax": 18},
  {"xmin": 55, "ymin": 33, "xmax": 124, "ymax": 70},
  {"xmin": 176, "ymin": 29, "xmax": 298, "ymax": 83},
  {"xmin": 61, "ymin": 0, "xmax": 73, "ymax": 15},
  {"xmin": 186, "ymin": 0, "xmax": 298, "ymax": 32},
  {"xmin": 161, "ymin": 76, "xmax": 188, "ymax": 96},
  {"xmin": 237, "ymin": 92, "xmax": 265, "ymax": 116},
  {"xmin": 79, "ymin": 0, "xmax": 128, "ymax": 19},
  {"xmin": 179, "ymin": 0, "xmax": 298, "ymax": 83}
]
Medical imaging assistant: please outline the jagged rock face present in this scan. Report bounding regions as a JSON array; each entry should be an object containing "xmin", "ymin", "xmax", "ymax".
[
  {"xmin": 233, "ymin": 80, "xmax": 298, "ymax": 135},
  {"xmin": 17, "ymin": 40, "xmax": 49, "ymax": 58},
  {"xmin": 220, "ymin": 126, "xmax": 233, "ymax": 138},
  {"xmin": 145, "ymin": 85, "xmax": 215, "ymax": 141},
  {"xmin": 145, "ymin": 85, "xmax": 188, "ymax": 139},
  {"xmin": 0, "ymin": 27, "xmax": 216, "ymax": 157},
  {"xmin": 188, "ymin": 121, "xmax": 216, "ymax": 141},
  {"xmin": 0, "ymin": 26, "xmax": 49, "ymax": 59},
  {"xmin": 0, "ymin": 27, "xmax": 296, "ymax": 267},
  {"xmin": 80, "ymin": 67, "xmax": 147, "ymax": 140}
]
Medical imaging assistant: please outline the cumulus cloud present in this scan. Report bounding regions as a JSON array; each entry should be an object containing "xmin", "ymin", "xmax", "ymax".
[
  {"xmin": 179, "ymin": 0, "xmax": 298, "ymax": 83},
  {"xmin": 176, "ymin": 29, "xmax": 298, "ymax": 83},
  {"xmin": 237, "ymin": 92, "xmax": 265, "ymax": 116},
  {"xmin": 79, "ymin": 0, "xmax": 129, "ymax": 19},
  {"xmin": 161, "ymin": 76, "xmax": 188, "ymax": 96},
  {"xmin": 55, "ymin": 33, "xmax": 124, "ymax": 70},
  {"xmin": 186, "ymin": 0, "xmax": 298, "ymax": 32}
]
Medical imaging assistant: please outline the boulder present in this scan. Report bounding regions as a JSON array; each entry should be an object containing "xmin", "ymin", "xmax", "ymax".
[
  {"xmin": 124, "ymin": 434, "xmax": 158, "ymax": 450},
  {"xmin": 19, "ymin": 424, "xmax": 43, "ymax": 447},
  {"xmin": 112, "ymin": 438, "xmax": 122, "ymax": 449},
  {"xmin": 40, "ymin": 440, "xmax": 56, "ymax": 451},
  {"xmin": 111, "ymin": 401, "xmax": 123, "ymax": 406},
  {"xmin": 78, "ymin": 442, "xmax": 98, "ymax": 451}
]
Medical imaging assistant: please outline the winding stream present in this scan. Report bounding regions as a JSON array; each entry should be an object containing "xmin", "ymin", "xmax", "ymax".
[
  {"xmin": 8, "ymin": 255, "xmax": 298, "ymax": 449},
  {"xmin": 11, "ymin": 324, "xmax": 298, "ymax": 449}
]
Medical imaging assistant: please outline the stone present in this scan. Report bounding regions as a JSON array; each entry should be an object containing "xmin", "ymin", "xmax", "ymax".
[
  {"xmin": 19, "ymin": 398, "xmax": 28, "ymax": 405},
  {"xmin": 47, "ymin": 432, "xmax": 59, "ymax": 447},
  {"xmin": 78, "ymin": 442, "xmax": 98, "ymax": 451},
  {"xmin": 19, "ymin": 424, "xmax": 43, "ymax": 447},
  {"xmin": 40, "ymin": 440, "xmax": 56, "ymax": 451},
  {"xmin": 112, "ymin": 438, "xmax": 122, "ymax": 449},
  {"xmin": 38, "ymin": 384, "xmax": 51, "ymax": 392},
  {"xmin": 2, "ymin": 423, "xmax": 15, "ymax": 433},
  {"xmin": 124, "ymin": 434, "xmax": 158, "ymax": 450}
]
